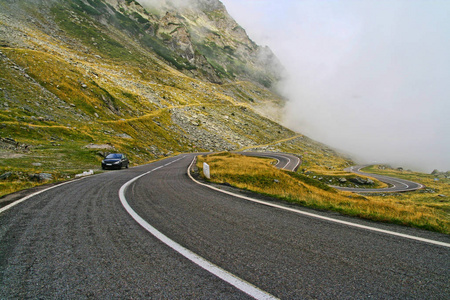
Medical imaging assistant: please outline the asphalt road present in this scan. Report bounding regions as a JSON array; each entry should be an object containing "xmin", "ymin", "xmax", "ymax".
[
  {"xmin": 239, "ymin": 152, "xmax": 301, "ymax": 172},
  {"xmin": 335, "ymin": 165, "xmax": 425, "ymax": 193},
  {"xmin": 241, "ymin": 153, "xmax": 423, "ymax": 194},
  {"xmin": 1, "ymin": 154, "xmax": 449, "ymax": 299}
]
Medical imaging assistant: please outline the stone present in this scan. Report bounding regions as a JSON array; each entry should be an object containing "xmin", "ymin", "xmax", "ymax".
[
  {"xmin": 29, "ymin": 173, "xmax": 53, "ymax": 181},
  {"xmin": 75, "ymin": 170, "xmax": 93, "ymax": 178},
  {"xmin": 0, "ymin": 172, "xmax": 12, "ymax": 180},
  {"xmin": 349, "ymin": 177, "xmax": 366, "ymax": 185},
  {"xmin": 117, "ymin": 133, "xmax": 132, "ymax": 139},
  {"xmin": 85, "ymin": 143, "xmax": 114, "ymax": 149}
]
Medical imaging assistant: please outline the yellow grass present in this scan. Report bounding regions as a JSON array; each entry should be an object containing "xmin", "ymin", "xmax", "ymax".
[
  {"xmin": 237, "ymin": 134, "xmax": 304, "ymax": 151},
  {"xmin": 196, "ymin": 153, "xmax": 449, "ymax": 233},
  {"xmin": 0, "ymin": 181, "xmax": 40, "ymax": 198}
]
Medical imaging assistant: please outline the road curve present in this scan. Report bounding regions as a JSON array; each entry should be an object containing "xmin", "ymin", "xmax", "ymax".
[
  {"xmin": 1, "ymin": 154, "xmax": 448, "ymax": 299},
  {"xmin": 238, "ymin": 152, "xmax": 301, "ymax": 172},
  {"xmin": 335, "ymin": 165, "xmax": 425, "ymax": 193},
  {"xmin": 240, "ymin": 153, "xmax": 424, "ymax": 194}
]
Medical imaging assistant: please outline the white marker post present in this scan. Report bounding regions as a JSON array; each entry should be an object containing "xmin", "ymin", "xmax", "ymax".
[{"xmin": 203, "ymin": 162, "xmax": 211, "ymax": 179}]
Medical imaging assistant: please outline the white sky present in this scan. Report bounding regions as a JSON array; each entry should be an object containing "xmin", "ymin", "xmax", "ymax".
[{"xmin": 221, "ymin": 0, "xmax": 450, "ymax": 172}]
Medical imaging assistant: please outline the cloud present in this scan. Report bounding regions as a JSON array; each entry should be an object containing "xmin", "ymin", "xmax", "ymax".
[
  {"xmin": 222, "ymin": 0, "xmax": 450, "ymax": 172},
  {"xmin": 137, "ymin": 0, "xmax": 223, "ymax": 12}
]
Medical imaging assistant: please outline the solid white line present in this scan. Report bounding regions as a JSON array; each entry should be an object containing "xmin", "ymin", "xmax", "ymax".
[
  {"xmin": 286, "ymin": 154, "xmax": 301, "ymax": 171},
  {"xmin": 188, "ymin": 158, "xmax": 450, "ymax": 248},
  {"xmin": 273, "ymin": 158, "xmax": 281, "ymax": 167},
  {"xmin": 275, "ymin": 153, "xmax": 300, "ymax": 171},
  {"xmin": 255, "ymin": 153, "xmax": 299, "ymax": 171},
  {"xmin": 292, "ymin": 156, "xmax": 301, "ymax": 171},
  {"xmin": 349, "ymin": 165, "xmax": 427, "ymax": 192},
  {"xmin": 0, "ymin": 178, "xmax": 83, "ymax": 214},
  {"xmin": 281, "ymin": 156, "xmax": 290, "ymax": 169},
  {"xmin": 119, "ymin": 155, "xmax": 278, "ymax": 300}
]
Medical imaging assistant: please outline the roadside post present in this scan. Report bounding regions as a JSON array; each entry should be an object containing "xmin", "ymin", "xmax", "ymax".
[{"xmin": 203, "ymin": 162, "xmax": 210, "ymax": 179}]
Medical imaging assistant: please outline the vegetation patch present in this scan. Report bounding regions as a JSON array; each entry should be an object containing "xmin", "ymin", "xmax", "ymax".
[{"xmin": 196, "ymin": 153, "xmax": 449, "ymax": 233}]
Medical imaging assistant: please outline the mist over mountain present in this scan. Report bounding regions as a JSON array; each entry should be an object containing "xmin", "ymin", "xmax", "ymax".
[
  {"xmin": 0, "ymin": 0, "xmax": 352, "ymax": 173},
  {"xmin": 222, "ymin": 0, "xmax": 450, "ymax": 172}
]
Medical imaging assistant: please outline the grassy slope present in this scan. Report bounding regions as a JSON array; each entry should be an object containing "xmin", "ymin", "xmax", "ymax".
[
  {"xmin": 361, "ymin": 165, "xmax": 449, "ymax": 226},
  {"xmin": 1, "ymin": 2, "xmax": 446, "ymax": 234},
  {"xmin": 1, "ymin": 0, "xmax": 352, "ymax": 217},
  {"xmin": 196, "ymin": 153, "xmax": 449, "ymax": 233},
  {"xmin": 0, "ymin": 0, "xmax": 352, "ymax": 197}
]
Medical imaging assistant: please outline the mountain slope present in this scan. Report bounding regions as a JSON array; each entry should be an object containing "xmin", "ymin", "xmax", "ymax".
[{"xmin": 0, "ymin": 0, "xmax": 352, "ymax": 193}]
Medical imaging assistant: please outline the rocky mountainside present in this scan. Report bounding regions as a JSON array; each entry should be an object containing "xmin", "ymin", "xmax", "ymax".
[
  {"xmin": 144, "ymin": 0, "xmax": 284, "ymax": 86},
  {"xmin": 0, "ymin": 0, "xmax": 351, "ymax": 180}
]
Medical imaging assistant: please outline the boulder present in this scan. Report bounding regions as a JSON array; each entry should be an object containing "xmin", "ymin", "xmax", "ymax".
[
  {"xmin": 29, "ymin": 173, "xmax": 53, "ymax": 182},
  {"xmin": 0, "ymin": 172, "xmax": 12, "ymax": 180},
  {"xmin": 75, "ymin": 170, "xmax": 93, "ymax": 178},
  {"xmin": 349, "ymin": 177, "xmax": 366, "ymax": 185}
]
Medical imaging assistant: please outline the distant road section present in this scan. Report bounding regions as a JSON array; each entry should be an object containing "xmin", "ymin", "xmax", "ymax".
[
  {"xmin": 336, "ymin": 165, "xmax": 425, "ymax": 193},
  {"xmin": 240, "ymin": 153, "xmax": 423, "ymax": 193},
  {"xmin": 239, "ymin": 152, "xmax": 301, "ymax": 172}
]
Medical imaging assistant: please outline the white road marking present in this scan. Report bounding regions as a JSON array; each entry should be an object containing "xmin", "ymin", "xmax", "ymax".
[
  {"xmin": 274, "ymin": 153, "xmax": 300, "ymax": 171},
  {"xmin": 351, "ymin": 165, "xmax": 426, "ymax": 191},
  {"xmin": 188, "ymin": 157, "xmax": 450, "ymax": 248},
  {"xmin": 0, "ymin": 178, "xmax": 83, "ymax": 214},
  {"xmin": 281, "ymin": 156, "xmax": 290, "ymax": 169},
  {"xmin": 291, "ymin": 155, "xmax": 301, "ymax": 171},
  {"xmin": 119, "ymin": 156, "xmax": 278, "ymax": 300},
  {"xmin": 247, "ymin": 153, "xmax": 300, "ymax": 171}
]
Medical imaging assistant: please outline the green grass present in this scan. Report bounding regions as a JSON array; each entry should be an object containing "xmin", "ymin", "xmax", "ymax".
[
  {"xmin": 0, "ymin": 1, "xmax": 355, "ymax": 211},
  {"xmin": 0, "ymin": 142, "xmax": 103, "ymax": 198},
  {"xmin": 196, "ymin": 153, "xmax": 449, "ymax": 233},
  {"xmin": 52, "ymin": 5, "xmax": 138, "ymax": 62},
  {"xmin": 0, "ymin": 43, "xmax": 352, "ymax": 206},
  {"xmin": 360, "ymin": 165, "xmax": 450, "ymax": 223}
]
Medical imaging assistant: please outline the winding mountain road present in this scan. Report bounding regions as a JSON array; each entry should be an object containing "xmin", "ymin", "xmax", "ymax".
[
  {"xmin": 239, "ymin": 152, "xmax": 301, "ymax": 172},
  {"xmin": 242, "ymin": 152, "xmax": 423, "ymax": 194},
  {"xmin": 1, "ymin": 154, "xmax": 449, "ymax": 299},
  {"xmin": 336, "ymin": 165, "xmax": 425, "ymax": 193}
]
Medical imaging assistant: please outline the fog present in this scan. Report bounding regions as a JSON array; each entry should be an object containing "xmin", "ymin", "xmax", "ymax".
[
  {"xmin": 138, "ymin": 0, "xmax": 213, "ymax": 11},
  {"xmin": 221, "ymin": 0, "xmax": 450, "ymax": 172}
]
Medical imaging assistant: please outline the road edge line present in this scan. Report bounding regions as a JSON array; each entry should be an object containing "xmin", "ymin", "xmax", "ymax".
[
  {"xmin": 0, "ymin": 178, "xmax": 83, "ymax": 214},
  {"xmin": 119, "ymin": 155, "xmax": 278, "ymax": 300},
  {"xmin": 187, "ymin": 157, "xmax": 450, "ymax": 248}
]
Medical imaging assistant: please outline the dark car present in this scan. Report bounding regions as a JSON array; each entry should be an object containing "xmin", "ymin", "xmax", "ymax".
[{"xmin": 101, "ymin": 153, "xmax": 129, "ymax": 170}]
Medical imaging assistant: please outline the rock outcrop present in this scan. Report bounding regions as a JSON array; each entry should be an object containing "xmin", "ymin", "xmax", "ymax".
[{"xmin": 0, "ymin": 0, "xmax": 352, "ymax": 170}]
